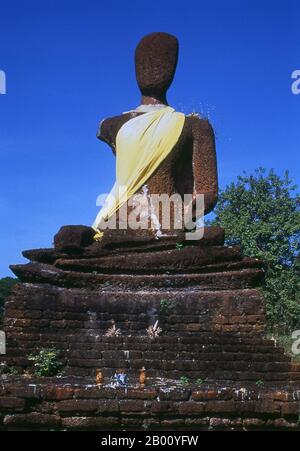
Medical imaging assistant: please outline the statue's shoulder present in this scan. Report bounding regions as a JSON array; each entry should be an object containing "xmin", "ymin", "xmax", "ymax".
[
  {"xmin": 185, "ymin": 113, "xmax": 215, "ymax": 138},
  {"xmin": 97, "ymin": 113, "xmax": 133, "ymax": 145}
]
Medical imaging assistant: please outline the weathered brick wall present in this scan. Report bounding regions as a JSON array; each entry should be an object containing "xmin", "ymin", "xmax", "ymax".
[
  {"xmin": 2, "ymin": 235, "xmax": 300, "ymax": 429},
  {"xmin": 0, "ymin": 379, "xmax": 300, "ymax": 431},
  {"xmin": 4, "ymin": 284, "xmax": 300, "ymax": 382},
  {"xmin": 4, "ymin": 284, "xmax": 290, "ymax": 380}
]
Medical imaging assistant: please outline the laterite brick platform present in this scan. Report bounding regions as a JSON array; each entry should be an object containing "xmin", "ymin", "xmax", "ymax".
[
  {"xmin": 2, "ymin": 227, "xmax": 300, "ymax": 430},
  {"xmin": 4, "ymin": 284, "xmax": 300, "ymax": 383}
]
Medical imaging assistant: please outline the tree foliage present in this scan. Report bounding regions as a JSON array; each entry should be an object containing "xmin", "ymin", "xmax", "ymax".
[{"xmin": 212, "ymin": 168, "xmax": 300, "ymax": 331}]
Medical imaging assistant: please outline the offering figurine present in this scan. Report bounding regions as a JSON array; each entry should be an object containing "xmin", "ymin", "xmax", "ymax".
[
  {"xmin": 96, "ymin": 369, "xmax": 104, "ymax": 385},
  {"xmin": 139, "ymin": 367, "xmax": 147, "ymax": 386}
]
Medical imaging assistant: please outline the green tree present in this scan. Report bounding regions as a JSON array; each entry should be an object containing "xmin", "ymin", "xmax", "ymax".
[
  {"xmin": 0, "ymin": 277, "xmax": 18, "ymax": 327},
  {"xmin": 212, "ymin": 168, "xmax": 300, "ymax": 332}
]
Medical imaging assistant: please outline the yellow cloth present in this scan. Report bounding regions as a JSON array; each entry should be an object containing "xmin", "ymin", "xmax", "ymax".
[{"xmin": 93, "ymin": 106, "xmax": 185, "ymax": 232}]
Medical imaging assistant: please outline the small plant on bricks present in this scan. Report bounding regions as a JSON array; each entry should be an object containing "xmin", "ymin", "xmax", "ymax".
[
  {"xmin": 179, "ymin": 376, "xmax": 189, "ymax": 386},
  {"xmin": 28, "ymin": 348, "xmax": 63, "ymax": 377},
  {"xmin": 160, "ymin": 298, "xmax": 172, "ymax": 314},
  {"xmin": 0, "ymin": 362, "xmax": 20, "ymax": 376}
]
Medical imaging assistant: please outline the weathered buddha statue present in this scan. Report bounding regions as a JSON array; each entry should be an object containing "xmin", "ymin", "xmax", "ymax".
[
  {"xmin": 92, "ymin": 32, "xmax": 218, "ymax": 244},
  {"xmin": 55, "ymin": 32, "xmax": 219, "ymax": 250}
]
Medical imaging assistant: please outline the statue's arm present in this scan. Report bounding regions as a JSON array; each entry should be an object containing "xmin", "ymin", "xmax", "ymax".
[{"xmin": 191, "ymin": 116, "xmax": 218, "ymax": 215}]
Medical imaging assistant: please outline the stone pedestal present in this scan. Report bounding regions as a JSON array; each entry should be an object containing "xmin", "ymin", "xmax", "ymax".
[
  {"xmin": 1, "ymin": 226, "xmax": 300, "ymax": 430},
  {"xmin": 4, "ymin": 227, "xmax": 300, "ymax": 383}
]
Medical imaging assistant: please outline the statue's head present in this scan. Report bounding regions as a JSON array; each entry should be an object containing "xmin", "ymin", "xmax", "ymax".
[{"xmin": 135, "ymin": 32, "xmax": 179, "ymax": 98}]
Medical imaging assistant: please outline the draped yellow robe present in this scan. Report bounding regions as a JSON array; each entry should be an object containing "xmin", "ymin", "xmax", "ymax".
[{"xmin": 93, "ymin": 106, "xmax": 185, "ymax": 234}]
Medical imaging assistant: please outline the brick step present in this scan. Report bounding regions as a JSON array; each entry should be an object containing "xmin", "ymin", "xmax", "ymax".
[
  {"xmin": 23, "ymin": 227, "xmax": 226, "ymax": 262},
  {"xmin": 64, "ymin": 358, "xmax": 292, "ymax": 372},
  {"xmin": 2, "ymin": 377, "xmax": 300, "ymax": 431},
  {"xmin": 6, "ymin": 338, "xmax": 284, "ymax": 352},
  {"xmin": 54, "ymin": 252, "xmax": 263, "ymax": 275},
  {"xmin": 6, "ymin": 290, "xmax": 264, "ymax": 317},
  {"xmin": 34, "ymin": 245, "xmax": 245, "ymax": 273},
  {"xmin": 6, "ymin": 329, "xmax": 266, "ymax": 338},
  {"xmin": 63, "ymin": 366, "xmax": 300, "ymax": 382},
  {"xmin": 63, "ymin": 350, "xmax": 290, "ymax": 363},
  {"xmin": 5, "ymin": 322, "xmax": 267, "ymax": 333},
  {"xmin": 10, "ymin": 262, "xmax": 264, "ymax": 290},
  {"xmin": 6, "ymin": 341, "xmax": 285, "ymax": 357},
  {"xmin": 6, "ymin": 354, "xmax": 295, "ymax": 375},
  {"xmin": 6, "ymin": 333, "xmax": 276, "ymax": 346},
  {"xmin": 6, "ymin": 346, "xmax": 291, "ymax": 367},
  {"xmin": 4, "ymin": 314, "xmax": 266, "ymax": 327}
]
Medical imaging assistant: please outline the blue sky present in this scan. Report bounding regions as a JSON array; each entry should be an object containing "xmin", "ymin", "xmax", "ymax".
[{"xmin": 0, "ymin": 0, "xmax": 299, "ymax": 277}]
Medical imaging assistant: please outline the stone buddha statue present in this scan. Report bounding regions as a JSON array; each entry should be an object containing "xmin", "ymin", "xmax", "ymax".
[
  {"xmin": 55, "ymin": 32, "xmax": 218, "ymax": 250},
  {"xmin": 93, "ymin": 32, "xmax": 218, "ymax": 242}
]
